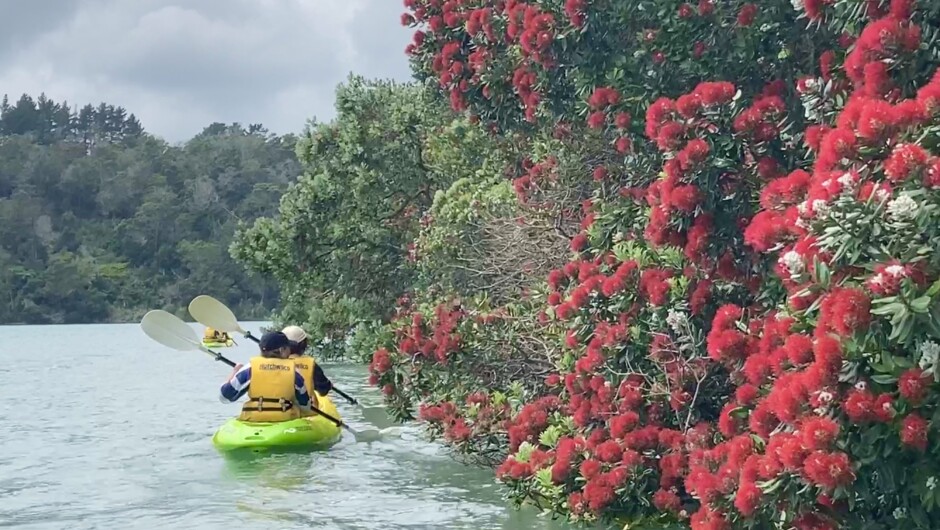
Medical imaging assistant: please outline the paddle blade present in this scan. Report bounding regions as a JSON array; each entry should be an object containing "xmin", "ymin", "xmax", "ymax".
[
  {"xmin": 360, "ymin": 406, "xmax": 398, "ymax": 429},
  {"xmin": 352, "ymin": 427, "xmax": 402, "ymax": 443},
  {"xmin": 140, "ymin": 310, "xmax": 201, "ymax": 351},
  {"xmin": 188, "ymin": 295, "xmax": 244, "ymax": 334}
]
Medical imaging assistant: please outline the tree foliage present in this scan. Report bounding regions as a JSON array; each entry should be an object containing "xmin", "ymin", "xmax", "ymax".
[{"xmin": 231, "ymin": 75, "xmax": 458, "ymax": 354}]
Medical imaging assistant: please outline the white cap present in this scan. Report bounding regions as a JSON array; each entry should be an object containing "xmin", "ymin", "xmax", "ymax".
[{"xmin": 282, "ymin": 325, "xmax": 307, "ymax": 342}]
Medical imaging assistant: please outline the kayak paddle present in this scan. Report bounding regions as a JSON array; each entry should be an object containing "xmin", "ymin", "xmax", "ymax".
[
  {"xmin": 140, "ymin": 309, "xmax": 399, "ymax": 443},
  {"xmin": 141, "ymin": 309, "xmax": 237, "ymax": 367},
  {"xmin": 187, "ymin": 295, "xmax": 392, "ymax": 422}
]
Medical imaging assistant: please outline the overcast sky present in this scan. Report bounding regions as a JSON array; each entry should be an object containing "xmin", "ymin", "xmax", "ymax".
[{"xmin": 0, "ymin": 0, "xmax": 414, "ymax": 142}]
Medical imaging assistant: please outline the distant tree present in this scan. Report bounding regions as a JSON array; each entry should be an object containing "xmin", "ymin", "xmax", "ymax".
[{"xmin": 2, "ymin": 94, "xmax": 39, "ymax": 135}]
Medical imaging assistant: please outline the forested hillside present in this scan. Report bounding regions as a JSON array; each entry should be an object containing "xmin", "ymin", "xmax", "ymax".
[{"xmin": 0, "ymin": 93, "xmax": 300, "ymax": 324}]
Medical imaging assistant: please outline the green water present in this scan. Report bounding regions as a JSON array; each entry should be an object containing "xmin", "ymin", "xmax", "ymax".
[{"xmin": 0, "ymin": 323, "xmax": 573, "ymax": 529}]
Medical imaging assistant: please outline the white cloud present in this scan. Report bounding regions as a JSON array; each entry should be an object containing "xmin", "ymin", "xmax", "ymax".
[{"xmin": 0, "ymin": 0, "xmax": 414, "ymax": 142}]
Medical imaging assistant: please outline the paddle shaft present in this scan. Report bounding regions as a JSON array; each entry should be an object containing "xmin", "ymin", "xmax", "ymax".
[
  {"xmin": 205, "ymin": 347, "xmax": 238, "ymax": 368},
  {"xmin": 332, "ymin": 387, "xmax": 359, "ymax": 406}
]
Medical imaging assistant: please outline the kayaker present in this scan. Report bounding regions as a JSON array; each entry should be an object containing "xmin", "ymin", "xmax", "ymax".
[
  {"xmin": 282, "ymin": 325, "xmax": 334, "ymax": 400},
  {"xmin": 219, "ymin": 331, "xmax": 312, "ymax": 422},
  {"xmin": 204, "ymin": 327, "xmax": 229, "ymax": 342}
]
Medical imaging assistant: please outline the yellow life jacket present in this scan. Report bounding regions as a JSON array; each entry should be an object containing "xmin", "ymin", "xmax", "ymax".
[
  {"xmin": 238, "ymin": 356, "xmax": 302, "ymax": 422},
  {"xmin": 290, "ymin": 355, "xmax": 319, "ymax": 413}
]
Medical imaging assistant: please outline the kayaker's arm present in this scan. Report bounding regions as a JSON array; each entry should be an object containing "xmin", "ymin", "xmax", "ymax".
[
  {"xmin": 219, "ymin": 364, "xmax": 250, "ymax": 403},
  {"xmin": 313, "ymin": 364, "xmax": 333, "ymax": 395},
  {"xmin": 294, "ymin": 370, "xmax": 312, "ymax": 410}
]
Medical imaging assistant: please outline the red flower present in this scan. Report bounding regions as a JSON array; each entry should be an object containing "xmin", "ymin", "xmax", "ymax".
[
  {"xmin": 856, "ymin": 100, "xmax": 897, "ymax": 143},
  {"xmin": 566, "ymin": 491, "xmax": 587, "ymax": 516},
  {"xmin": 900, "ymin": 413, "xmax": 928, "ymax": 451},
  {"xmin": 794, "ymin": 513, "xmax": 838, "ymax": 530},
  {"xmin": 587, "ymin": 111, "xmax": 606, "ymax": 129},
  {"xmin": 653, "ymin": 488, "xmax": 681, "ymax": 512},
  {"xmin": 773, "ymin": 433, "xmax": 807, "ymax": 471},
  {"xmin": 784, "ymin": 334, "xmax": 814, "ymax": 365},
  {"xmin": 640, "ymin": 268, "xmax": 673, "ymax": 306},
  {"xmin": 756, "ymin": 157, "xmax": 780, "ymax": 180},
  {"xmin": 615, "ymin": 136, "xmax": 632, "ymax": 153},
  {"xmin": 690, "ymin": 506, "xmax": 730, "ymax": 530},
  {"xmin": 843, "ymin": 388, "xmax": 875, "ymax": 423},
  {"xmin": 745, "ymin": 210, "xmax": 792, "ymax": 252},
  {"xmin": 370, "ymin": 347, "xmax": 393, "ymax": 374},
  {"xmin": 884, "ymin": 144, "xmax": 929, "ymax": 182},
  {"xmin": 737, "ymin": 3, "xmax": 757, "ymax": 26},
  {"xmin": 899, "ymin": 368, "xmax": 930, "ymax": 404},
  {"xmin": 690, "ymin": 278, "xmax": 712, "ymax": 315},
  {"xmin": 589, "ymin": 87, "xmax": 621, "ymax": 108},
  {"xmin": 580, "ymin": 458, "xmax": 602, "ymax": 479},
  {"xmin": 890, "ymin": 0, "xmax": 914, "ymax": 19},
  {"xmin": 584, "ymin": 474, "xmax": 616, "ymax": 511},
  {"xmin": 802, "ymin": 450, "xmax": 855, "ymax": 488},
  {"xmin": 800, "ymin": 416, "xmax": 840, "ymax": 450},
  {"xmin": 670, "ymin": 185, "xmax": 701, "ymax": 213},
  {"xmin": 656, "ymin": 121, "xmax": 685, "ymax": 151},
  {"xmin": 736, "ymin": 384, "xmax": 759, "ymax": 405},
  {"xmin": 610, "ymin": 412, "xmax": 640, "ymax": 438},
  {"xmin": 873, "ymin": 393, "xmax": 896, "ymax": 422},
  {"xmin": 819, "ymin": 287, "xmax": 871, "ymax": 337},
  {"xmin": 926, "ymin": 158, "xmax": 940, "ymax": 188},
  {"xmin": 592, "ymin": 166, "xmax": 608, "ymax": 181},
  {"xmin": 614, "ymin": 112, "xmax": 632, "ymax": 129},
  {"xmin": 595, "ymin": 440, "xmax": 623, "ymax": 463},
  {"xmin": 719, "ymin": 403, "xmax": 743, "ymax": 437},
  {"xmin": 677, "ymin": 138, "xmax": 710, "ymax": 169},
  {"xmin": 733, "ymin": 481, "xmax": 762, "ymax": 516},
  {"xmin": 570, "ymin": 233, "xmax": 589, "ymax": 252}
]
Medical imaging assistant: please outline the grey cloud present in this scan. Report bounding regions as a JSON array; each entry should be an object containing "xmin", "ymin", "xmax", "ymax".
[
  {"xmin": 0, "ymin": 0, "xmax": 414, "ymax": 142},
  {"xmin": 0, "ymin": 0, "xmax": 84, "ymax": 61}
]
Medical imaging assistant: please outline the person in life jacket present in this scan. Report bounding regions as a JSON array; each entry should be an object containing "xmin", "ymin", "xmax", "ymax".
[
  {"xmin": 281, "ymin": 326, "xmax": 334, "ymax": 407},
  {"xmin": 218, "ymin": 331, "xmax": 312, "ymax": 422},
  {"xmin": 203, "ymin": 327, "xmax": 229, "ymax": 342}
]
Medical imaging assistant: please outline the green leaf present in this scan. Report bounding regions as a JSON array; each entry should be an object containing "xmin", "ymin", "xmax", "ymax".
[
  {"xmin": 926, "ymin": 278, "xmax": 940, "ymax": 297},
  {"xmin": 872, "ymin": 302, "xmax": 905, "ymax": 316},
  {"xmin": 871, "ymin": 374, "xmax": 898, "ymax": 385},
  {"xmin": 910, "ymin": 296, "xmax": 932, "ymax": 314},
  {"xmin": 538, "ymin": 425, "xmax": 562, "ymax": 448}
]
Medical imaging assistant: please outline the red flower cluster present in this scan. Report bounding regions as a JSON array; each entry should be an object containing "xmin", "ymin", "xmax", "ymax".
[
  {"xmin": 512, "ymin": 156, "xmax": 557, "ymax": 203},
  {"xmin": 388, "ymin": 303, "xmax": 465, "ymax": 365}
]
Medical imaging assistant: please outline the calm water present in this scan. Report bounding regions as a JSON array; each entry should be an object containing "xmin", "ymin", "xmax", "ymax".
[{"xmin": 0, "ymin": 323, "xmax": 573, "ymax": 529}]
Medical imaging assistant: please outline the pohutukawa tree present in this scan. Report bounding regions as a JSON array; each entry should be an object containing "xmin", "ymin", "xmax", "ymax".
[{"xmin": 340, "ymin": 0, "xmax": 939, "ymax": 528}]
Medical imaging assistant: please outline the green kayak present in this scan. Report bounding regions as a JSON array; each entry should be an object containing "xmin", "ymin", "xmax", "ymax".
[
  {"xmin": 202, "ymin": 340, "xmax": 234, "ymax": 348},
  {"xmin": 212, "ymin": 394, "xmax": 343, "ymax": 452}
]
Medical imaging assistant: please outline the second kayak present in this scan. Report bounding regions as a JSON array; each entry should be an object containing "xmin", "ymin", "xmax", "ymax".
[
  {"xmin": 212, "ymin": 393, "xmax": 343, "ymax": 452},
  {"xmin": 202, "ymin": 339, "xmax": 234, "ymax": 348}
]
